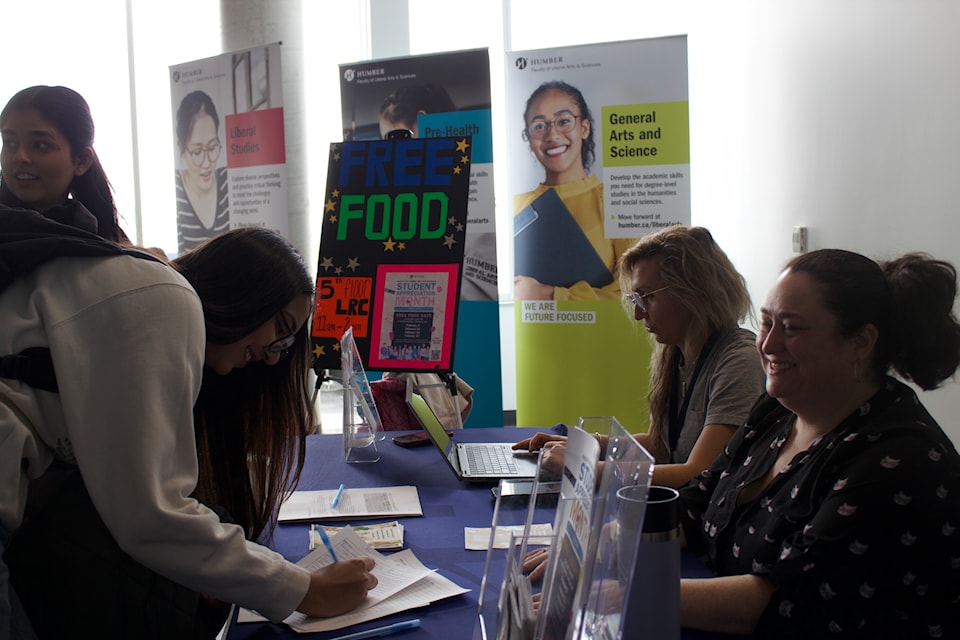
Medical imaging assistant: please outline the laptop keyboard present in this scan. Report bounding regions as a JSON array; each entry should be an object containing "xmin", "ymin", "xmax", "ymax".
[{"xmin": 465, "ymin": 445, "xmax": 518, "ymax": 475}]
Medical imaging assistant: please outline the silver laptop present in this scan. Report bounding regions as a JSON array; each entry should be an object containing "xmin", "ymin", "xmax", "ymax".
[{"xmin": 405, "ymin": 382, "xmax": 539, "ymax": 483}]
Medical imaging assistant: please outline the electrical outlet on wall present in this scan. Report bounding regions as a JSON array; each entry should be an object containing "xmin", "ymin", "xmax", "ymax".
[{"xmin": 792, "ymin": 226, "xmax": 808, "ymax": 253}]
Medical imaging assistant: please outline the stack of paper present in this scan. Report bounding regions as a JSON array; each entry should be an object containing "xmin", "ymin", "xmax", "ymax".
[{"xmin": 238, "ymin": 528, "xmax": 469, "ymax": 634}]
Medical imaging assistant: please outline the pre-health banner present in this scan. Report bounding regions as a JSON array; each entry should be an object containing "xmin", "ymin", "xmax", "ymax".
[
  {"xmin": 338, "ymin": 49, "xmax": 502, "ymax": 428},
  {"xmin": 506, "ymin": 36, "xmax": 690, "ymax": 430},
  {"xmin": 170, "ymin": 43, "xmax": 288, "ymax": 254}
]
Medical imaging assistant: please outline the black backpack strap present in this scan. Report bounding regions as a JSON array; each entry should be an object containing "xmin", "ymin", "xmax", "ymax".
[
  {"xmin": 0, "ymin": 348, "xmax": 58, "ymax": 393},
  {"xmin": 0, "ymin": 204, "xmax": 167, "ymax": 394},
  {"xmin": 0, "ymin": 246, "xmax": 165, "ymax": 394}
]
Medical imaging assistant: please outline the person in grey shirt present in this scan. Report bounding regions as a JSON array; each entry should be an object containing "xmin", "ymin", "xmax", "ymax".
[{"xmin": 515, "ymin": 225, "xmax": 765, "ymax": 489}]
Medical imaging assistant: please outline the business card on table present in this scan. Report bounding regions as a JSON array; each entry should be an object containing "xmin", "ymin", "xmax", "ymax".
[{"xmin": 464, "ymin": 523, "xmax": 554, "ymax": 550}]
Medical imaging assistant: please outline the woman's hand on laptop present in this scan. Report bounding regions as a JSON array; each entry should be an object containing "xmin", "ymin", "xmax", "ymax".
[
  {"xmin": 512, "ymin": 432, "xmax": 566, "ymax": 453},
  {"xmin": 512, "ymin": 433, "xmax": 567, "ymax": 477}
]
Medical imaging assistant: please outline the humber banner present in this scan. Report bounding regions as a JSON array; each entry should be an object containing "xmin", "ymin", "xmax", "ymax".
[
  {"xmin": 170, "ymin": 43, "xmax": 288, "ymax": 254},
  {"xmin": 506, "ymin": 36, "xmax": 690, "ymax": 430},
  {"xmin": 338, "ymin": 49, "xmax": 502, "ymax": 428}
]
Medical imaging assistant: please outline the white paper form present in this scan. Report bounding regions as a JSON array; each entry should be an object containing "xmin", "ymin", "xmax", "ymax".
[
  {"xmin": 287, "ymin": 564, "xmax": 469, "ymax": 633},
  {"xmin": 237, "ymin": 527, "xmax": 468, "ymax": 633},
  {"xmin": 278, "ymin": 485, "xmax": 423, "ymax": 522}
]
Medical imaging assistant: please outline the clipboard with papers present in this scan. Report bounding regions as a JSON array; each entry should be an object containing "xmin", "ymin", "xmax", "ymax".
[{"xmin": 513, "ymin": 187, "xmax": 614, "ymax": 289}]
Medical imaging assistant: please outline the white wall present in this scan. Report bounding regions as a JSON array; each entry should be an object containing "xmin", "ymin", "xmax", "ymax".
[{"xmin": 694, "ymin": 0, "xmax": 960, "ymax": 443}]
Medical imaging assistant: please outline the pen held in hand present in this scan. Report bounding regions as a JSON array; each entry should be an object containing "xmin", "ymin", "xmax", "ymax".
[
  {"xmin": 314, "ymin": 524, "xmax": 339, "ymax": 563},
  {"xmin": 331, "ymin": 483, "xmax": 346, "ymax": 509}
]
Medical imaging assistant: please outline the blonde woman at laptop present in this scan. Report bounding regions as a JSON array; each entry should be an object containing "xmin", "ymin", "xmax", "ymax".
[
  {"xmin": 514, "ymin": 225, "xmax": 765, "ymax": 489},
  {"xmin": 513, "ymin": 80, "xmax": 638, "ymax": 301}
]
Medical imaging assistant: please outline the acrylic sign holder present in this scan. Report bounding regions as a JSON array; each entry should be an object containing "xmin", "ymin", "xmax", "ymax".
[
  {"xmin": 341, "ymin": 327, "xmax": 384, "ymax": 463},
  {"xmin": 475, "ymin": 417, "xmax": 655, "ymax": 640}
]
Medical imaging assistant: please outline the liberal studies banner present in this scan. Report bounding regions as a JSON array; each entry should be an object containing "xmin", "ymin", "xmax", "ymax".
[{"xmin": 170, "ymin": 43, "xmax": 289, "ymax": 253}]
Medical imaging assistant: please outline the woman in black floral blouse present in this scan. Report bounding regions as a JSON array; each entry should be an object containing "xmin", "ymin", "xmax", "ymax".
[{"xmin": 679, "ymin": 249, "xmax": 960, "ymax": 638}]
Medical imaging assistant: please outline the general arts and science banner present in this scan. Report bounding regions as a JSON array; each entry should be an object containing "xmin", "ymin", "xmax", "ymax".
[{"xmin": 506, "ymin": 36, "xmax": 691, "ymax": 430}]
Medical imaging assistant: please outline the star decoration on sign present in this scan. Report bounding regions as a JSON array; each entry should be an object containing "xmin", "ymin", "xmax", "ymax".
[
  {"xmin": 453, "ymin": 166, "xmax": 462, "ymax": 175},
  {"xmin": 320, "ymin": 257, "xmax": 334, "ymax": 271},
  {"xmin": 325, "ymin": 199, "xmax": 336, "ymax": 213},
  {"xmin": 397, "ymin": 242, "xmax": 406, "ymax": 251},
  {"xmin": 443, "ymin": 234, "xmax": 457, "ymax": 248},
  {"xmin": 335, "ymin": 266, "xmax": 343, "ymax": 275},
  {"xmin": 347, "ymin": 257, "xmax": 360, "ymax": 271},
  {"xmin": 312, "ymin": 344, "xmax": 325, "ymax": 358},
  {"xmin": 456, "ymin": 138, "xmax": 470, "ymax": 152},
  {"xmin": 460, "ymin": 155, "xmax": 470, "ymax": 165},
  {"xmin": 383, "ymin": 238, "xmax": 397, "ymax": 252},
  {"xmin": 456, "ymin": 223, "xmax": 464, "ymax": 232},
  {"xmin": 448, "ymin": 215, "xmax": 457, "ymax": 226},
  {"xmin": 333, "ymin": 342, "xmax": 341, "ymax": 352}
]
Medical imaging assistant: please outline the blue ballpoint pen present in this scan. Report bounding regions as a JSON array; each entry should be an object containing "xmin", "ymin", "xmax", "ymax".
[
  {"xmin": 331, "ymin": 483, "xmax": 346, "ymax": 508},
  {"xmin": 315, "ymin": 525, "xmax": 339, "ymax": 563},
  {"xmin": 326, "ymin": 619, "xmax": 420, "ymax": 640}
]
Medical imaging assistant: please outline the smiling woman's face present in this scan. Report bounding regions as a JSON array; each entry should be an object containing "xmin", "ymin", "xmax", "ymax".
[
  {"xmin": 204, "ymin": 294, "xmax": 312, "ymax": 375},
  {"xmin": 181, "ymin": 111, "xmax": 219, "ymax": 193},
  {"xmin": 757, "ymin": 270, "xmax": 863, "ymax": 416},
  {"xmin": 524, "ymin": 88, "xmax": 589, "ymax": 186},
  {"xmin": 0, "ymin": 108, "xmax": 91, "ymax": 211}
]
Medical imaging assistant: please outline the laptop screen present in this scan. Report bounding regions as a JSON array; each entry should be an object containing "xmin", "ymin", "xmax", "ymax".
[{"xmin": 405, "ymin": 380, "xmax": 457, "ymax": 454}]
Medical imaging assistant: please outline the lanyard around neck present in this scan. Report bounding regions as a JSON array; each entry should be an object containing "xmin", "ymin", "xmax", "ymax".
[{"xmin": 668, "ymin": 334, "xmax": 718, "ymax": 461}]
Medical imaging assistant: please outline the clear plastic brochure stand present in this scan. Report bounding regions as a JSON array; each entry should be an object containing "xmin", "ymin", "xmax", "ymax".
[
  {"xmin": 475, "ymin": 417, "xmax": 654, "ymax": 640},
  {"xmin": 474, "ymin": 446, "xmax": 559, "ymax": 640},
  {"xmin": 340, "ymin": 327, "xmax": 384, "ymax": 463},
  {"xmin": 576, "ymin": 418, "xmax": 655, "ymax": 640}
]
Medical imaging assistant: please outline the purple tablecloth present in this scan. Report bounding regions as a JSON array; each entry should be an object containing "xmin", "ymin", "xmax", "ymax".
[{"xmin": 227, "ymin": 428, "xmax": 736, "ymax": 639}]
